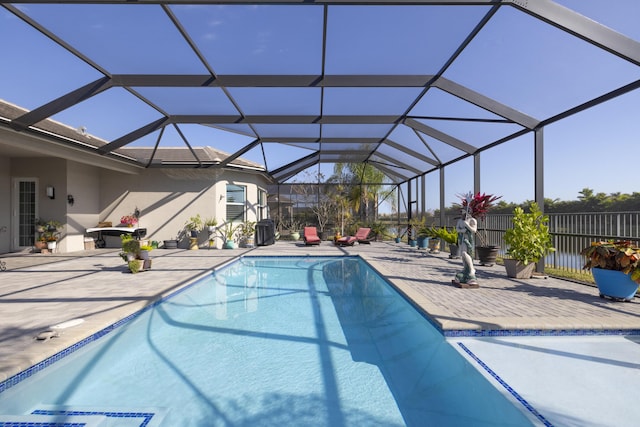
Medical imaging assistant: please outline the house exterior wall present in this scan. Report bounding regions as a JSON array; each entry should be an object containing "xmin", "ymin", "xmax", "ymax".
[
  {"xmin": 66, "ymin": 161, "xmax": 101, "ymax": 252},
  {"xmin": 1, "ymin": 143, "xmax": 269, "ymax": 254},
  {"xmin": 97, "ymin": 168, "xmax": 269, "ymax": 249}
]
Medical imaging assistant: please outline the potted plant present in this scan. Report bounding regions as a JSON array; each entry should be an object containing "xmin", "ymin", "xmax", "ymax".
[
  {"xmin": 368, "ymin": 222, "xmax": 388, "ymax": 242},
  {"xmin": 203, "ymin": 218, "xmax": 218, "ymax": 248},
  {"xmin": 163, "ymin": 235, "xmax": 179, "ymax": 249},
  {"xmin": 120, "ymin": 214, "xmax": 138, "ymax": 228},
  {"xmin": 128, "ymin": 259, "xmax": 145, "ymax": 274},
  {"xmin": 240, "ymin": 221, "xmax": 257, "ymax": 248},
  {"xmin": 34, "ymin": 235, "xmax": 48, "ymax": 252},
  {"xmin": 46, "ymin": 234, "xmax": 59, "ymax": 251},
  {"xmin": 427, "ymin": 226, "xmax": 444, "ymax": 253},
  {"xmin": 415, "ymin": 221, "xmax": 432, "ymax": 250},
  {"xmin": 459, "ymin": 192, "xmax": 502, "ymax": 266},
  {"xmin": 220, "ymin": 222, "xmax": 241, "ymax": 249},
  {"xmin": 120, "ymin": 234, "xmax": 140, "ymax": 262},
  {"xmin": 185, "ymin": 214, "xmax": 203, "ymax": 238},
  {"xmin": 581, "ymin": 240, "xmax": 640, "ymax": 301},
  {"xmin": 204, "ymin": 217, "xmax": 218, "ymax": 233},
  {"xmin": 42, "ymin": 219, "xmax": 63, "ymax": 250},
  {"xmin": 287, "ymin": 221, "xmax": 300, "ymax": 241},
  {"xmin": 408, "ymin": 217, "xmax": 424, "ymax": 247},
  {"xmin": 139, "ymin": 244, "xmax": 153, "ymax": 261},
  {"xmin": 503, "ymin": 202, "xmax": 555, "ymax": 279},
  {"xmin": 119, "ymin": 235, "xmax": 151, "ymax": 273},
  {"xmin": 35, "ymin": 218, "xmax": 46, "ymax": 233},
  {"xmin": 432, "ymin": 227, "xmax": 459, "ymax": 258}
]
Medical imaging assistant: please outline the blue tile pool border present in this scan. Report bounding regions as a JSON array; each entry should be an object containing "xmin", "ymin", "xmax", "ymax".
[
  {"xmin": 444, "ymin": 327, "xmax": 640, "ymax": 337},
  {"xmin": 30, "ymin": 409, "xmax": 154, "ymax": 427},
  {"xmin": 2, "ymin": 254, "xmax": 639, "ymax": 395},
  {"xmin": 355, "ymin": 255, "xmax": 640, "ymax": 339}
]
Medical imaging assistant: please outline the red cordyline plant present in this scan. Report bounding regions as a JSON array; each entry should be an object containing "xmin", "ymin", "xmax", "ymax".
[
  {"xmin": 457, "ymin": 191, "xmax": 502, "ymax": 246},
  {"xmin": 458, "ymin": 192, "xmax": 502, "ymax": 219}
]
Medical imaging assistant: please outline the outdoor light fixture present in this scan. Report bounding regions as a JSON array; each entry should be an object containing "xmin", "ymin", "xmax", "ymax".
[
  {"xmin": 46, "ymin": 186, "xmax": 55, "ymax": 199},
  {"xmin": 67, "ymin": 195, "xmax": 74, "ymax": 206}
]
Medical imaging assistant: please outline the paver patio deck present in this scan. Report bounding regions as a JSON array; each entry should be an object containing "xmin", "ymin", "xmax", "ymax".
[{"xmin": 1, "ymin": 241, "xmax": 639, "ymax": 383}]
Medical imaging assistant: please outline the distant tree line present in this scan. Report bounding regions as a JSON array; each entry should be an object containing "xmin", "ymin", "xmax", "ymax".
[
  {"xmin": 452, "ymin": 188, "xmax": 640, "ymax": 216},
  {"xmin": 378, "ymin": 188, "xmax": 640, "ymax": 223}
]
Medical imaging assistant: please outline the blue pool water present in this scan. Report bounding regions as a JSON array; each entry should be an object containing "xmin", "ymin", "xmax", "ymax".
[{"xmin": 0, "ymin": 256, "xmax": 534, "ymax": 426}]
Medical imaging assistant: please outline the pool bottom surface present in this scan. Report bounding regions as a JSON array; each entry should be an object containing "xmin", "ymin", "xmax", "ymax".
[{"xmin": 0, "ymin": 257, "xmax": 535, "ymax": 426}]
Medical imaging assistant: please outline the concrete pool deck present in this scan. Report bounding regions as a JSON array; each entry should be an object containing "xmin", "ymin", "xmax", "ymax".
[{"xmin": 1, "ymin": 241, "xmax": 639, "ymax": 426}]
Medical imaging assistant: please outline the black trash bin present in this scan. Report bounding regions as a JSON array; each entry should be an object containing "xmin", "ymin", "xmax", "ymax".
[{"xmin": 256, "ymin": 219, "xmax": 275, "ymax": 246}]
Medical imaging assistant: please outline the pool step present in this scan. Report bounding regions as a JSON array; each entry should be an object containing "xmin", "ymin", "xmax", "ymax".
[{"xmin": 20, "ymin": 405, "xmax": 168, "ymax": 427}]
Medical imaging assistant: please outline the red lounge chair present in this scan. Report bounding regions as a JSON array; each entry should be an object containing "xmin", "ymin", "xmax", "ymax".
[
  {"xmin": 355, "ymin": 227, "xmax": 373, "ymax": 244},
  {"xmin": 303, "ymin": 226, "xmax": 321, "ymax": 245},
  {"xmin": 335, "ymin": 235, "xmax": 357, "ymax": 246},
  {"xmin": 336, "ymin": 227, "xmax": 371, "ymax": 246}
]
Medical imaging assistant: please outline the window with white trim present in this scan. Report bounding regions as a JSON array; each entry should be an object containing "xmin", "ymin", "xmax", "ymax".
[{"xmin": 226, "ymin": 184, "xmax": 246, "ymax": 222}]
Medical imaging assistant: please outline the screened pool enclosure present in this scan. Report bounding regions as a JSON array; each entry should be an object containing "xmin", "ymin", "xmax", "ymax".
[{"xmin": 1, "ymin": 0, "xmax": 639, "ymax": 222}]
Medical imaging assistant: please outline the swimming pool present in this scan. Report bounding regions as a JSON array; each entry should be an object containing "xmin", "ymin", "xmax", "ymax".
[{"xmin": 0, "ymin": 256, "xmax": 535, "ymax": 426}]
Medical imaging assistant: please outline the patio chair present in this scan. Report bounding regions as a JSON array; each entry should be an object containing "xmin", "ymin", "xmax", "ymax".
[
  {"xmin": 355, "ymin": 227, "xmax": 373, "ymax": 244},
  {"xmin": 336, "ymin": 227, "xmax": 371, "ymax": 246},
  {"xmin": 303, "ymin": 226, "xmax": 321, "ymax": 246}
]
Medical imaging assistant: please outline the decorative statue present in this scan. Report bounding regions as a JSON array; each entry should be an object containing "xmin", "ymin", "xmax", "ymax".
[
  {"xmin": 452, "ymin": 193, "xmax": 478, "ymax": 288},
  {"xmin": 453, "ymin": 194, "xmax": 478, "ymax": 287},
  {"xmin": 450, "ymin": 191, "xmax": 501, "ymax": 287}
]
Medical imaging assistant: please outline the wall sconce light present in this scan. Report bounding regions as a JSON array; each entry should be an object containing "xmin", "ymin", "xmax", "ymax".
[
  {"xmin": 67, "ymin": 195, "xmax": 75, "ymax": 206},
  {"xmin": 46, "ymin": 186, "xmax": 55, "ymax": 199}
]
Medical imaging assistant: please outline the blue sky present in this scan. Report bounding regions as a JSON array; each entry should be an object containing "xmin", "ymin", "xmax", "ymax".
[{"xmin": 1, "ymin": 1, "xmax": 639, "ymax": 210}]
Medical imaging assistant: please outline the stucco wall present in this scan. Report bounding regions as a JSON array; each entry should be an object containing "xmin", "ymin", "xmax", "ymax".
[
  {"xmin": 99, "ymin": 167, "xmax": 269, "ymax": 249},
  {"xmin": 66, "ymin": 161, "xmax": 101, "ymax": 252},
  {"xmin": 2, "ymin": 143, "xmax": 268, "ymax": 253}
]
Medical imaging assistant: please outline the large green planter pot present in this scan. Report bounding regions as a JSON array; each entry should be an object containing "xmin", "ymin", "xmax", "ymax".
[
  {"xmin": 592, "ymin": 268, "xmax": 639, "ymax": 301},
  {"xmin": 417, "ymin": 236, "xmax": 429, "ymax": 249},
  {"xmin": 223, "ymin": 240, "xmax": 236, "ymax": 249}
]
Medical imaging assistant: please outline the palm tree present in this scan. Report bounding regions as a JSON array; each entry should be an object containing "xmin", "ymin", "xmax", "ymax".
[{"xmin": 332, "ymin": 162, "xmax": 387, "ymax": 223}]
